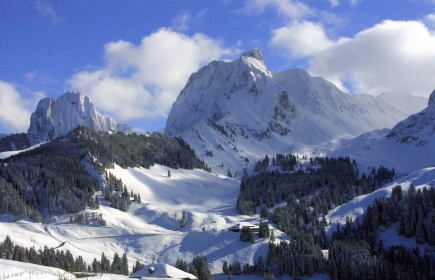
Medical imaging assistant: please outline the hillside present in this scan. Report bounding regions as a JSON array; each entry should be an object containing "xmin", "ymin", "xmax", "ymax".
[
  {"xmin": 330, "ymin": 89, "xmax": 435, "ymax": 175},
  {"xmin": 0, "ymin": 162, "xmax": 280, "ymax": 276}
]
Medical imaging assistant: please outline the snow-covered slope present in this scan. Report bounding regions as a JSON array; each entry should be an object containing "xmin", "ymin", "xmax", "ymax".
[
  {"xmin": 0, "ymin": 259, "xmax": 76, "ymax": 280},
  {"xmin": 27, "ymin": 92, "xmax": 132, "ymax": 145},
  {"xmin": 326, "ymin": 167, "xmax": 435, "ymax": 227},
  {"xmin": 325, "ymin": 166, "xmax": 435, "ymax": 251},
  {"xmin": 0, "ymin": 164, "xmax": 284, "ymax": 275},
  {"xmin": 330, "ymin": 89, "xmax": 435, "ymax": 175},
  {"xmin": 165, "ymin": 49, "xmax": 427, "ymax": 176}
]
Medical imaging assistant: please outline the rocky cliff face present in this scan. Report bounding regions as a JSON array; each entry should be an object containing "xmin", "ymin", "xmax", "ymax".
[
  {"xmin": 385, "ymin": 89, "xmax": 435, "ymax": 146},
  {"xmin": 27, "ymin": 92, "xmax": 131, "ymax": 144}
]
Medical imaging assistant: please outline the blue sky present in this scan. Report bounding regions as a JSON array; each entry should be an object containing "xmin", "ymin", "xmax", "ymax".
[{"xmin": 1, "ymin": 0, "xmax": 435, "ymax": 133}]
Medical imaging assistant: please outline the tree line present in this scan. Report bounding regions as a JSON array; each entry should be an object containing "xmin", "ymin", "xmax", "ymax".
[{"xmin": 0, "ymin": 235, "xmax": 129, "ymax": 275}]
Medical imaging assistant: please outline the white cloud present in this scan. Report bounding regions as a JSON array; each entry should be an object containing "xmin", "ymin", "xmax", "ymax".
[
  {"xmin": 308, "ymin": 20, "xmax": 435, "ymax": 96},
  {"xmin": 0, "ymin": 81, "xmax": 44, "ymax": 133},
  {"xmin": 270, "ymin": 20, "xmax": 333, "ymax": 57},
  {"xmin": 257, "ymin": 1, "xmax": 435, "ymax": 97},
  {"xmin": 67, "ymin": 28, "xmax": 235, "ymax": 122}
]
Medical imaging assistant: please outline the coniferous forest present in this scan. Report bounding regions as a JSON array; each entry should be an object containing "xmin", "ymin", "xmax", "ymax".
[
  {"xmin": 234, "ymin": 155, "xmax": 435, "ymax": 279},
  {"xmin": 0, "ymin": 126, "xmax": 210, "ymax": 219}
]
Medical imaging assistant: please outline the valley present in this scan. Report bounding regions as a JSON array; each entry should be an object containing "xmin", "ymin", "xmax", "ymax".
[{"xmin": 0, "ymin": 50, "xmax": 434, "ymax": 280}]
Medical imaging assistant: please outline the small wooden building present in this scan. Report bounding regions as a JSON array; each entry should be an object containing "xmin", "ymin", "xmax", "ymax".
[{"xmin": 227, "ymin": 223, "xmax": 259, "ymax": 233}]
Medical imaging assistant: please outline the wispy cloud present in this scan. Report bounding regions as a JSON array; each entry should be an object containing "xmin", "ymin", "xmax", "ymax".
[
  {"xmin": 35, "ymin": 1, "xmax": 62, "ymax": 26},
  {"xmin": 240, "ymin": 0, "xmax": 314, "ymax": 20},
  {"xmin": 172, "ymin": 10, "xmax": 207, "ymax": 31},
  {"xmin": 424, "ymin": 13, "xmax": 435, "ymax": 29},
  {"xmin": 330, "ymin": 0, "xmax": 361, "ymax": 6},
  {"xmin": 172, "ymin": 12, "xmax": 193, "ymax": 31},
  {"xmin": 330, "ymin": 0, "xmax": 340, "ymax": 7},
  {"xmin": 24, "ymin": 70, "xmax": 56, "ymax": 85}
]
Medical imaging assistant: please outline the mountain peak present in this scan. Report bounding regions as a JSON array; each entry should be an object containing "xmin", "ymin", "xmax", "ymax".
[
  {"xmin": 27, "ymin": 92, "xmax": 131, "ymax": 144},
  {"xmin": 429, "ymin": 89, "xmax": 435, "ymax": 106},
  {"xmin": 241, "ymin": 48, "xmax": 264, "ymax": 62}
]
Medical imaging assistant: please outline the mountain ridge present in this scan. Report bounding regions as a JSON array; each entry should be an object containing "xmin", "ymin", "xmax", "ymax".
[
  {"xmin": 165, "ymin": 48, "xmax": 428, "ymax": 176},
  {"xmin": 330, "ymin": 89, "xmax": 435, "ymax": 175}
]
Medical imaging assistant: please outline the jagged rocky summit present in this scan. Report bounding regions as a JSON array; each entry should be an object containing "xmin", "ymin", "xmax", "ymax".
[
  {"xmin": 27, "ymin": 91, "xmax": 132, "ymax": 145},
  {"xmin": 165, "ymin": 48, "xmax": 427, "ymax": 176}
]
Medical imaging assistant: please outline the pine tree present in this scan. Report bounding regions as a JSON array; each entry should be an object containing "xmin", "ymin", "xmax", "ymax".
[
  {"xmin": 415, "ymin": 221, "xmax": 426, "ymax": 245},
  {"xmin": 240, "ymin": 227, "xmax": 255, "ymax": 243},
  {"xmin": 270, "ymin": 230, "xmax": 275, "ymax": 242},
  {"xmin": 176, "ymin": 258, "xmax": 188, "ymax": 272},
  {"xmin": 222, "ymin": 260, "xmax": 229, "ymax": 274},
  {"xmin": 101, "ymin": 252, "xmax": 111, "ymax": 273},
  {"xmin": 260, "ymin": 206, "xmax": 269, "ymax": 218},
  {"xmin": 133, "ymin": 260, "xmax": 144, "ymax": 273},
  {"xmin": 95, "ymin": 196, "xmax": 100, "ymax": 209},
  {"xmin": 111, "ymin": 252, "xmax": 121, "ymax": 274},
  {"xmin": 92, "ymin": 258, "xmax": 101, "ymax": 273},
  {"xmin": 259, "ymin": 221, "xmax": 270, "ymax": 238},
  {"xmin": 192, "ymin": 255, "xmax": 213, "ymax": 280},
  {"xmin": 180, "ymin": 211, "xmax": 187, "ymax": 228},
  {"xmin": 189, "ymin": 266, "xmax": 198, "ymax": 277}
]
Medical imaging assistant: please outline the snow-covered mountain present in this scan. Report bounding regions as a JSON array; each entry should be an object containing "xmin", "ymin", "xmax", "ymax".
[
  {"xmin": 330, "ymin": 89, "xmax": 435, "ymax": 175},
  {"xmin": 0, "ymin": 51, "xmax": 434, "ymax": 279},
  {"xmin": 165, "ymin": 49, "xmax": 427, "ymax": 176},
  {"xmin": 27, "ymin": 91, "xmax": 132, "ymax": 145}
]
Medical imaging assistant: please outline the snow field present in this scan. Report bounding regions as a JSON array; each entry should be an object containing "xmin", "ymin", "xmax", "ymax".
[{"xmin": 0, "ymin": 164, "xmax": 281, "ymax": 275}]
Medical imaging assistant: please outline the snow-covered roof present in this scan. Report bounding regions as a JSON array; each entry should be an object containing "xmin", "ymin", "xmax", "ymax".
[
  {"xmin": 229, "ymin": 223, "xmax": 256, "ymax": 230},
  {"xmin": 129, "ymin": 263, "xmax": 197, "ymax": 280}
]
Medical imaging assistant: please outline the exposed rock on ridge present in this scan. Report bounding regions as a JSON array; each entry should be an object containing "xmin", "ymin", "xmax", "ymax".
[
  {"xmin": 429, "ymin": 89, "xmax": 435, "ymax": 106},
  {"xmin": 386, "ymin": 89, "xmax": 435, "ymax": 145},
  {"xmin": 27, "ymin": 92, "xmax": 131, "ymax": 145}
]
